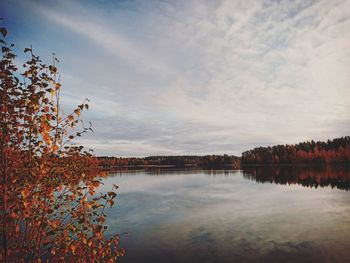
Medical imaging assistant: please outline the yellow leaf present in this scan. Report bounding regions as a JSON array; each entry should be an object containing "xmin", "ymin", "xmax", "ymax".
[
  {"xmin": 74, "ymin": 109, "xmax": 80, "ymax": 116},
  {"xmin": 21, "ymin": 189, "xmax": 29, "ymax": 198}
]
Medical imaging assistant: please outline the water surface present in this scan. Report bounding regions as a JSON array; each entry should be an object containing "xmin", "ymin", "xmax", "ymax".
[{"xmin": 100, "ymin": 167, "xmax": 350, "ymax": 263}]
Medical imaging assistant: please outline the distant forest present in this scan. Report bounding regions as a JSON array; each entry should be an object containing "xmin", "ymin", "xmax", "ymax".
[
  {"xmin": 98, "ymin": 136, "xmax": 350, "ymax": 168},
  {"xmin": 98, "ymin": 155, "xmax": 241, "ymax": 169},
  {"xmin": 242, "ymin": 136, "xmax": 350, "ymax": 165}
]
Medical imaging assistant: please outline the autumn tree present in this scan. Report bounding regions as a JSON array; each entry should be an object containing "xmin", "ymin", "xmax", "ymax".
[
  {"xmin": 242, "ymin": 137, "xmax": 350, "ymax": 165},
  {"xmin": 0, "ymin": 26, "xmax": 124, "ymax": 262}
]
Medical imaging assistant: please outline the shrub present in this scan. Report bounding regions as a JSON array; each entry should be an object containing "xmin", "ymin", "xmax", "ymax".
[{"xmin": 0, "ymin": 26, "xmax": 124, "ymax": 262}]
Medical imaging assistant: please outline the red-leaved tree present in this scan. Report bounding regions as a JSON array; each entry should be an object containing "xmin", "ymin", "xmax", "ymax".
[{"xmin": 0, "ymin": 26, "xmax": 124, "ymax": 262}]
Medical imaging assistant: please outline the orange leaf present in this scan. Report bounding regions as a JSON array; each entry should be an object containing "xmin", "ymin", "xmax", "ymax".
[
  {"xmin": 21, "ymin": 189, "xmax": 29, "ymax": 199},
  {"xmin": 70, "ymin": 244, "xmax": 76, "ymax": 254},
  {"xmin": 52, "ymin": 144, "xmax": 59, "ymax": 152},
  {"xmin": 11, "ymin": 211, "xmax": 19, "ymax": 219},
  {"xmin": 55, "ymin": 83, "xmax": 61, "ymax": 90}
]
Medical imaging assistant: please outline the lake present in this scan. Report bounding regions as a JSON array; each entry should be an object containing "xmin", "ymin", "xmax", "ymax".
[{"xmin": 100, "ymin": 166, "xmax": 350, "ymax": 263}]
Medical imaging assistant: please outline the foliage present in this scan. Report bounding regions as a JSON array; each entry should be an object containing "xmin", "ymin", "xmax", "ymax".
[
  {"xmin": 0, "ymin": 26, "xmax": 124, "ymax": 262},
  {"xmin": 242, "ymin": 137, "xmax": 350, "ymax": 165},
  {"xmin": 98, "ymin": 155, "xmax": 241, "ymax": 169}
]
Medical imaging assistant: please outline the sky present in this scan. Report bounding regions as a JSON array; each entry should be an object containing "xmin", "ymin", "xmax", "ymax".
[{"xmin": 2, "ymin": 0, "xmax": 350, "ymax": 156}]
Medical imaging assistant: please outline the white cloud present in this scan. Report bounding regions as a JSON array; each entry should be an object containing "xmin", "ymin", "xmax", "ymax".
[
  {"xmin": 13, "ymin": 0, "xmax": 350, "ymax": 155},
  {"xmin": 32, "ymin": 1, "xmax": 174, "ymax": 76}
]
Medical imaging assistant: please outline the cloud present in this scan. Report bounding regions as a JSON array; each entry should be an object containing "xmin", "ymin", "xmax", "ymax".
[
  {"xmin": 6, "ymin": 0, "xmax": 350, "ymax": 156},
  {"xmin": 31, "ymin": 1, "xmax": 173, "ymax": 76}
]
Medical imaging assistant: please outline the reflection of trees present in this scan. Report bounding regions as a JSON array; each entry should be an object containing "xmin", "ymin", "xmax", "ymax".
[
  {"xmin": 243, "ymin": 166, "xmax": 350, "ymax": 191},
  {"xmin": 106, "ymin": 167, "xmax": 239, "ymax": 177}
]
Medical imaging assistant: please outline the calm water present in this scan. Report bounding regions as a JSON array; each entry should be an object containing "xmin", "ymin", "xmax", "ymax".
[{"xmin": 99, "ymin": 167, "xmax": 350, "ymax": 263}]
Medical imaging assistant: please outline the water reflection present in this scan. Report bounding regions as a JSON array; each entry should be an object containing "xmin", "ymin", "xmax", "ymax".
[
  {"xmin": 243, "ymin": 165, "xmax": 350, "ymax": 191},
  {"xmin": 101, "ymin": 166, "xmax": 350, "ymax": 263},
  {"xmin": 105, "ymin": 167, "xmax": 239, "ymax": 176}
]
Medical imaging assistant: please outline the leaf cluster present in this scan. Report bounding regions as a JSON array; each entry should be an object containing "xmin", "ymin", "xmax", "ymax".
[{"xmin": 0, "ymin": 27, "xmax": 123, "ymax": 262}]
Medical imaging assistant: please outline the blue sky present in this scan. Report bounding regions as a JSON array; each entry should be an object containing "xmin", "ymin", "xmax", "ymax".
[{"xmin": 2, "ymin": 0, "xmax": 350, "ymax": 156}]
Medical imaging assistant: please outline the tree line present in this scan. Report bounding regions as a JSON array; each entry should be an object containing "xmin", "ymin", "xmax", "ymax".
[
  {"xmin": 241, "ymin": 136, "xmax": 350, "ymax": 165},
  {"xmin": 99, "ymin": 137, "xmax": 350, "ymax": 168},
  {"xmin": 98, "ymin": 155, "xmax": 241, "ymax": 169}
]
